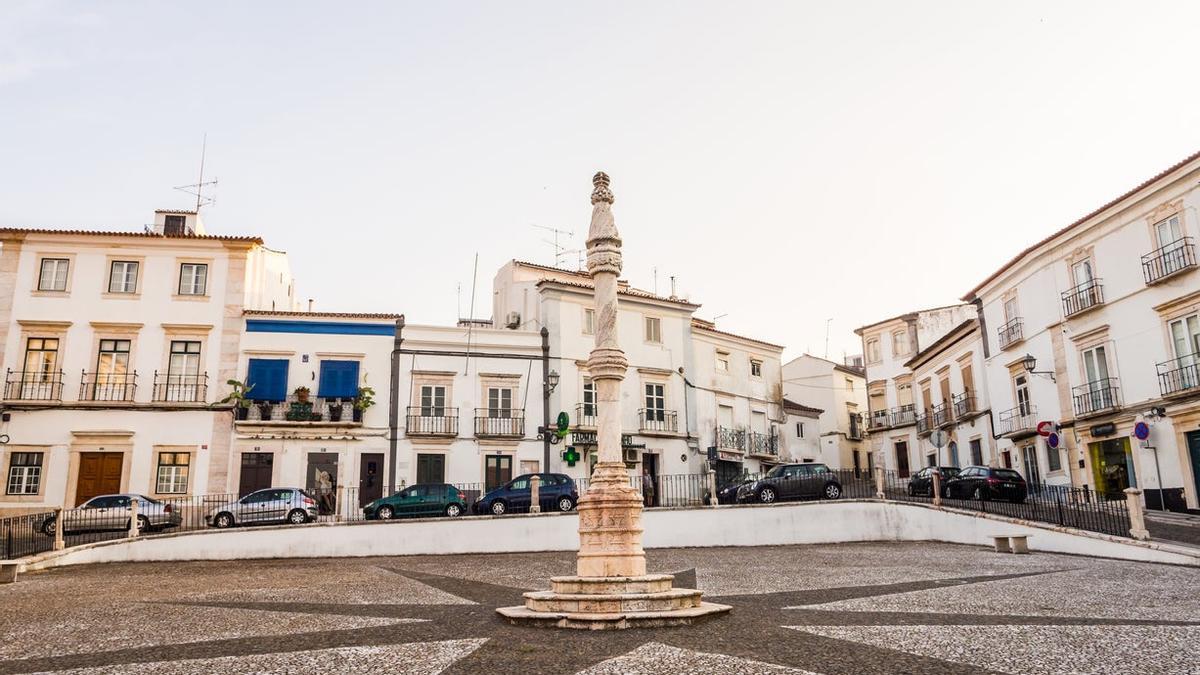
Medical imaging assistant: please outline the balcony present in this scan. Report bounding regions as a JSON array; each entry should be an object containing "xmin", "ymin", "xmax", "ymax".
[
  {"xmin": 152, "ymin": 372, "xmax": 208, "ymax": 403},
  {"xmin": 867, "ymin": 409, "xmax": 890, "ymax": 431},
  {"xmin": 847, "ymin": 413, "xmax": 863, "ymax": 440},
  {"xmin": 241, "ymin": 395, "xmax": 360, "ymax": 424},
  {"xmin": 1142, "ymin": 237, "xmax": 1196, "ymax": 285},
  {"xmin": 716, "ymin": 425, "xmax": 745, "ymax": 452},
  {"xmin": 79, "ymin": 371, "xmax": 137, "ymax": 402},
  {"xmin": 916, "ymin": 413, "xmax": 931, "ymax": 435},
  {"xmin": 638, "ymin": 409, "xmax": 678, "ymax": 434},
  {"xmin": 930, "ymin": 402, "xmax": 952, "ymax": 428},
  {"xmin": 474, "ymin": 409, "xmax": 525, "ymax": 437},
  {"xmin": 890, "ymin": 404, "xmax": 917, "ymax": 427},
  {"xmin": 952, "ymin": 391, "xmax": 977, "ymax": 419},
  {"xmin": 1073, "ymin": 378, "xmax": 1120, "ymax": 418},
  {"xmin": 1157, "ymin": 354, "xmax": 1200, "ymax": 397},
  {"xmin": 574, "ymin": 402, "xmax": 598, "ymax": 428},
  {"xmin": 1061, "ymin": 279, "xmax": 1104, "ymax": 317},
  {"xmin": 997, "ymin": 317, "xmax": 1024, "ymax": 350},
  {"xmin": 4, "ymin": 370, "xmax": 64, "ymax": 401},
  {"xmin": 997, "ymin": 404, "xmax": 1037, "ymax": 438},
  {"xmin": 406, "ymin": 406, "xmax": 459, "ymax": 436},
  {"xmin": 747, "ymin": 430, "xmax": 780, "ymax": 458}
]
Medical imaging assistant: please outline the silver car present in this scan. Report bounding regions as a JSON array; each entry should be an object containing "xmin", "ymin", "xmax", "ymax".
[
  {"xmin": 206, "ymin": 488, "xmax": 318, "ymax": 528},
  {"xmin": 42, "ymin": 494, "xmax": 182, "ymax": 536}
]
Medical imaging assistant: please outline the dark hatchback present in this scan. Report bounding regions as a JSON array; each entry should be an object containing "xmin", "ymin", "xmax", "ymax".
[
  {"xmin": 907, "ymin": 466, "xmax": 961, "ymax": 497},
  {"xmin": 944, "ymin": 466, "xmax": 1028, "ymax": 503},
  {"xmin": 473, "ymin": 473, "xmax": 579, "ymax": 515},
  {"xmin": 709, "ymin": 478, "xmax": 752, "ymax": 505},
  {"xmin": 364, "ymin": 483, "xmax": 468, "ymax": 520},
  {"xmin": 736, "ymin": 463, "xmax": 842, "ymax": 504}
]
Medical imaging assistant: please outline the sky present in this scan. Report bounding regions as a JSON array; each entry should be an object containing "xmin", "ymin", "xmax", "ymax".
[{"xmin": 2, "ymin": 1, "xmax": 1198, "ymax": 361}]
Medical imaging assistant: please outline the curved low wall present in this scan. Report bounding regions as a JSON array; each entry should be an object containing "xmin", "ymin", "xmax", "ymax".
[{"xmin": 18, "ymin": 499, "xmax": 1200, "ymax": 572}]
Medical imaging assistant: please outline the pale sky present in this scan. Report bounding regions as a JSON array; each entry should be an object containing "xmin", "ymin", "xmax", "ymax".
[{"xmin": 2, "ymin": 1, "xmax": 1198, "ymax": 360}]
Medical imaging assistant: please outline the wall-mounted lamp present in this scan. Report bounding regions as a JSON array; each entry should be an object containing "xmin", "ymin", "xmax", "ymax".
[
  {"xmin": 1022, "ymin": 354, "xmax": 1056, "ymax": 382},
  {"xmin": 545, "ymin": 369, "xmax": 560, "ymax": 394}
]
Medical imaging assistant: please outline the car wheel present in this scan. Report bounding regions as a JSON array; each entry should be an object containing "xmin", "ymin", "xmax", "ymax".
[
  {"xmin": 136, "ymin": 515, "xmax": 150, "ymax": 532},
  {"xmin": 557, "ymin": 496, "xmax": 575, "ymax": 512},
  {"xmin": 445, "ymin": 503, "xmax": 463, "ymax": 518},
  {"xmin": 490, "ymin": 500, "xmax": 507, "ymax": 516},
  {"xmin": 214, "ymin": 512, "xmax": 235, "ymax": 528},
  {"xmin": 42, "ymin": 518, "xmax": 57, "ymax": 537},
  {"xmin": 758, "ymin": 487, "xmax": 776, "ymax": 504},
  {"xmin": 972, "ymin": 487, "xmax": 987, "ymax": 501},
  {"xmin": 824, "ymin": 483, "xmax": 842, "ymax": 500},
  {"xmin": 378, "ymin": 505, "xmax": 395, "ymax": 520},
  {"xmin": 287, "ymin": 509, "xmax": 308, "ymax": 525}
]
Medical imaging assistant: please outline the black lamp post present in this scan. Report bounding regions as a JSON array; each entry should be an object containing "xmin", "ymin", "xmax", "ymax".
[{"xmin": 1022, "ymin": 354, "xmax": 1056, "ymax": 382}]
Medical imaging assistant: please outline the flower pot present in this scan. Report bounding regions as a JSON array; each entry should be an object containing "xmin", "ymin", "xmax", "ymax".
[
  {"xmin": 328, "ymin": 403, "xmax": 343, "ymax": 422},
  {"xmin": 257, "ymin": 403, "xmax": 274, "ymax": 420},
  {"xmin": 296, "ymin": 390, "xmax": 310, "ymax": 403},
  {"xmin": 235, "ymin": 406, "xmax": 249, "ymax": 421},
  {"xmin": 352, "ymin": 408, "xmax": 363, "ymax": 423}
]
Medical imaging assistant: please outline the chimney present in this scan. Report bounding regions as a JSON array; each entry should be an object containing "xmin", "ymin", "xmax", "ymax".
[{"xmin": 307, "ymin": 298, "xmax": 314, "ymax": 312}]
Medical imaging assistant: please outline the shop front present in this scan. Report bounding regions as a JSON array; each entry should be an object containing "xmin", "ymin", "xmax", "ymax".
[{"xmin": 1088, "ymin": 437, "xmax": 1135, "ymax": 498}]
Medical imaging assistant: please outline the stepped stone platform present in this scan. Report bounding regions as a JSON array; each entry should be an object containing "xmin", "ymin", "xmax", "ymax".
[{"xmin": 496, "ymin": 574, "xmax": 731, "ymax": 630}]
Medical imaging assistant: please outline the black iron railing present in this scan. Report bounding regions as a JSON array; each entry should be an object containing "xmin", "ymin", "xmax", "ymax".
[
  {"xmin": 241, "ymin": 395, "xmax": 360, "ymax": 423},
  {"xmin": 1142, "ymin": 237, "xmax": 1196, "ymax": 285},
  {"xmin": 406, "ymin": 407, "xmax": 459, "ymax": 436},
  {"xmin": 1061, "ymin": 278, "xmax": 1104, "ymax": 317},
  {"xmin": 638, "ymin": 409, "xmax": 677, "ymax": 433},
  {"xmin": 474, "ymin": 409, "xmax": 525, "ymax": 437},
  {"xmin": 717, "ymin": 425, "xmax": 745, "ymax": 451},
  {"xmin": 952, "ymin": 392, "xmax": 976, "ymax": 418},
  {"xmin": 890, "ymin": 404, "xmax": 916, "ymax": 427},
  {"xmin": 1157, "ymin": 354, "xmax": 1200, "ymax": 397},
  {"xmin": 152, "ymin": 372, "xmax": 207, "ymax": 403},
  {"xmin": 997, "ymin": 317, "xmax": 1023, "ymax": 350},
  {"xmin": 997, "ymin": 404, "xmax": 1037, "ymax": 436},
  {"xmin": 916, "ymin": 413, "xmax": 931, "ymax": 434},
  {"xmin": 574, "ymin": 402, "xmax": 598, "ymax": 428},
  {"xmin": 4, "ymin": 369, "xmax": 64, "ymax": 401},
  {"xmin": 747, "ymin": 430, "xmax": 779, "ymax": 456},
  {"xmin": 931, "ymin": 402, "xmax": 952, "ymax": 427},
  {"xmin": 1073, "ymin": 378, "xmax": 1120, "ymax": 417},
  {"xmin": 867, "ymin": 409, "xmax": 890, "ymax": 430},
  {"xmin": 80, "ymin": 371, "xmax": 137, "ymax": 402}
]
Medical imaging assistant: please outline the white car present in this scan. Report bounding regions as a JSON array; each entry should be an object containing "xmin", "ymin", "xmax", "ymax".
[{"xmin": 42, "ymin": 494, "xmax": 181, "ymax": 536}]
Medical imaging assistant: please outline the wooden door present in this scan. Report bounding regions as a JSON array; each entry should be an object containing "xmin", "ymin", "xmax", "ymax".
[
  {"xmin": 416, "ymin": 454, "xmax": 445, "ymax": 484},
  {"xmin": 239, "ymin": 453, "xmax": 274, "ymax": 497},
  {"xmin": 76, "ymin": 452, "xmax": 123, "ymax": 506},
  {"xmin": 359, "ymin": 453, "xmax": 384, "ymax": 507}
]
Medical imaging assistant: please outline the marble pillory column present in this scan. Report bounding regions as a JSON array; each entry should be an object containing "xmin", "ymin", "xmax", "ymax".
[{"xmin": 497, "ymin": 172, "xmax": 730, "ymax": 630}]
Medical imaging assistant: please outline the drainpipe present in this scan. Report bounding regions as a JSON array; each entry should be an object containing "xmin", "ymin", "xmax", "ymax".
[
  {"xmin": 388, "ymin": 316, "xmax": 405, "ymax": 491},
  {"xmin": 541, "ymin": 327, "xmax": 551, "ymax": 472}
]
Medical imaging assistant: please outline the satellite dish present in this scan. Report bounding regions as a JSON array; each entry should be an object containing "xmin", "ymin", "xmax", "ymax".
[{"xmin": 929, "ymin": 430, "xmax": 948, "ymax": 449}]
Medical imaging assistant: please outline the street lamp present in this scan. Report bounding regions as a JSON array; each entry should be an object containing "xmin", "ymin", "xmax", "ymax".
[
  {"xmin": 546, "ymin": 369, "xmax": 560, "ymax": 394},
  {"xmin": 1022, "ymin": 354, "xmax": 1056, "ymax": 382}
]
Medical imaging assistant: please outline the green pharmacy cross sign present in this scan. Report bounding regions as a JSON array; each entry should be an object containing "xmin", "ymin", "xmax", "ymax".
[{"xmin": 562, "ymin": 446, "xmax": 580, "ymax": 467}]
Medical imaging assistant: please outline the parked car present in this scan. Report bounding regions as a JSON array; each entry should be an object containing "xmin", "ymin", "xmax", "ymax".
[
  {"xmin": 364, "ymin": 483, "xmax": 468, "ymax": 520},
  {"xmin": 708, "ymin": 477, "xmax": 752, "ymax": 505},
  {"xmin": 943, "ymin": 466, "xmax": 1028, "ymax": 503},
  {"xmin": 42, "ymin": 494, "xmax": 181, "ymax": 536},
  {"xmin": 473, "ymin": 473, "xmax": 578, "ymax": 515},
  {"xmin": 206, "ymin": 488, "xmax": 319, "ymax": 528},
  {"xmin": 736, "ymin": 463, "xmax": 842, "ymax": 504},
  {"xmin": 907, "ymin": 466, "xmax": 961, "ymax": 497}
]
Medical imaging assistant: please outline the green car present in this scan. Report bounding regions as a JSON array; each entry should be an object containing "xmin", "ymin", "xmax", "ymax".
[{"xmin": 364, "ymin": 483, "xmax": 468, "ymax": 520}]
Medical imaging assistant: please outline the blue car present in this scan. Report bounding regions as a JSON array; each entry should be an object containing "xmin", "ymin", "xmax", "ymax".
[{"xmin": 473, "ymin": 473, "xmax": 579, "ymax": 515}]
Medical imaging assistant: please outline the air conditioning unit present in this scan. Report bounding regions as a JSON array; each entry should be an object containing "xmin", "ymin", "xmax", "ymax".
[
  {"xmin": 623, "ymin": 447, "xmax": 639, "ymax": 464},
  {"xmin": 505, "ymin": 311, "xmax": 521, "ymax": 329}
]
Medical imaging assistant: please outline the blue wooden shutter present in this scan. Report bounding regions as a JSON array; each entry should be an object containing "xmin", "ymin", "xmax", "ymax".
[
  {"xmin": 318, "ymin": 360, "xmax": 359, "ymax": 398},
  {"xmin": 246, "ymin": 359, "xmax": 288, "ymax": 401}
]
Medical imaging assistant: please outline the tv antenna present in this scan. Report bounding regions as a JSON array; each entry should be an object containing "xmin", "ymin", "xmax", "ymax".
[
  {"xmin": 174, "ymin": 133, "xmax": 218, "ymax": 213},
  {"xmin": 531, "ymin": 224, "xmax": 575, "ymax": 268}
]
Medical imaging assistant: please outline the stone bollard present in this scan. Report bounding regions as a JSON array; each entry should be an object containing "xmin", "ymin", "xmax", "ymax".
[
  {"xmin": 1124, "ymin": 487, "xmax": 1150, "ymax": 540},
  {"xmin": 53, "ymin": 507, "xmax": 65, "ymax": 551},
  {"xmin": 336, "ymin": 486, "xmax": 346, "ymax": 521},
  {"xmin": 874, "ymin": 465, "xmax": 885, "ymax": 500},
  {"xmin": 932, "ymin": 471, "xmax": 943, "ymax": 508},
  {"xmin": 707, "ymin": 468, "xmax": 718, "ymax": 507},
  {"xmin": 128, "ymin": 497, "xmax": 140, "ymax": 539},
  {"xmin": 529, "ymin": 475, "xmax": 541, "ymax": 514}
]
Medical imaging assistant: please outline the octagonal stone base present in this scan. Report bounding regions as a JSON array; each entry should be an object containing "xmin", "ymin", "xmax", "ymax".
[{"xmin": 496, "ymin": 574, "xmax": 731, "ymax": 630}]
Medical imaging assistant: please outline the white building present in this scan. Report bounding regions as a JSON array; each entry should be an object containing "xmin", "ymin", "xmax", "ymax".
[
  {"xmin": 781, "ymin": 354, "xmax": 867, "ymax": 471},
  {"xmin": 782, "ymin": 399, "xmax": 823, "ymax": 463}
]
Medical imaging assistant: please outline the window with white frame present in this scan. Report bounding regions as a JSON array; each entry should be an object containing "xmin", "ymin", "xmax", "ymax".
[
  {"xmin": 420, "ymin": 385, "xmax": 447, "ymax": 416},
  {"xmin": 644, "ymin": 316, "xmax": 661, "ymax": 343},
  {"xmin": 582, "ymin": 379, "xmax": 596, "ymax": 417},
  {"xmin": 1154, "ymin": 213, "xmax": 1184, "ymax": 249},
  {"xmin": 750, "ymin": 359, "xmax": 762, "ymax": 377},
  {"xmin": 178, "ymin": 263, "xmax": 208, "ymax": 295},
  {"xmin": 156, "ymin": 452, "xmax": 190, "ymax": 494},
  {"xmin": 644, "ymin": 383, "xmax": 665, "ymax": 421},
  {"xmin": 845, "ymin": 377, "xmax": 854, "ymax": 392},
  {"xmin": 108, "ymin": 260, "xmax": 139, "ymax": 293},
  {"xmin": 1081, "ymin": 345, "xmax": 1110, "ymax": 385},
  {"xmin": 715, "ymin": 351, "xmax": 730, "ymax": 372},
  {"xmin": 582, "ymin": 308, "xmax": 595, "ymax": 335},
  {"xmin": 1015, "ymin": 374, "xmax": 1032, "ymax": 415},
  {"xmin": 866, "ymin": 338, "xmax": 881, "ymax": 363},
  {"xmin": 892, "ymin": 330, "xmax": 909, "ymax": 356},
  {"xmin": 1071, "ymin": 258, "xmax": 1094, "ymax": 287},
  {"xmin": 487, "ymin": 387, "xmax": 513, "ymax": 417},
  {"xmin": 38, "ymin": 258, "xmax": 69, "ymax": 291},
  {"xmin": 6, "ymin": 452, "xmax": 43, "ymax": 495},
  {"xmin": 1004, "ymin": 295, "xmax": 1020, "ymax": 321}
]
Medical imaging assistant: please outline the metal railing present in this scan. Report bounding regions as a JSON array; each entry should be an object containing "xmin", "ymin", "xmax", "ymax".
[
  {"xmin": 574, "ymin": 402, "xmax": 598, "ymax": 428},
  {"xmin": 1157, "ymin": 354, "xmax": 1200, "ymax": 397},
  {"xmin": 746, "ymin": 430, "xmax": 779, "ymax": 456},
  {"xmin": 952, "ymin": 392, "xmax": 976, "ymax": 418},
  {"xmin": 1073, "ymin": 378, "xmax": 1120, "ymax": 417},
  {"xmin": 930, "ymin": 402, "xmax": 952, "ymax": 428},
  {"xmin": 4, "ymin": 369, "xmax": 65, "ymax": 401},
  {"xmin": 638, "ymin": 409, "xmax": 678, "ymax": 433},
  {"xmin": 916, "ymin": 413, "xmax": 931, "ymax": 434},
  {"xmin": 474, "ymin": 409, "xmax": 525, "ymax": 437},
  {"xmin": 240, "ymin": 395, "xmax": 360, "ymax": 423},
  {"xmin": 716, "ymin": 425, "xmax": 745, "ymax": 451},
  {"xmin": 406, "ymin": 407, "xmax": 459, "ymax": 436},
  {"xmin": 997, "ymin": 404, "xmax": 1037, "ymax": 436},
  {"xmin": 890, "ymin": 404, "xmax": 916, "ymax": 427},
  {"xmin": 997, "ymin": 317, "xmax": 1023, "ymax": 350},
  {"xmin": 867, "ymin": 409, "xmax": 890, "ymax": 430},
  {"xmin": 1142, "ymin": 237, "xmax": 1196, "ymax": 285},
  {"xmin": 79, "ymin": 371, "xmax": 137, "ymax": 402},
  {"xmin": 1061, "ymin": 278, "xmax": 1104, "ymax": 317},
  {"xmin": 151, "ymin": 372, "xmax": 208, "ymax": 403}
]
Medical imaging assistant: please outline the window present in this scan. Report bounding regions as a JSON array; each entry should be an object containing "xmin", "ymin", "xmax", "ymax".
[
  {"xmin": 866, "ymin": 338, "xmax": 881, "ymax": 363},
  {"xmin": 1004, "ymin": 295, "xmax": 1020, "ymax": 321},
  {"xmin": 156, "ymin": 452, "xmax": 190, "ymax": 494},
  {"xmin": 23, "ymin": 337, "xmax": 59, "ymax": 377},
  {"xmin": 6, "ymin": 452, "xmax": 43, "ymax": 495},
  {"xmin": 178, "ymin": 263, "xmax": 208, "ymax": 296},
  {"xmin": 164, "ymin": 341, "xmax": 202, "ymax": 401},
  {"xmin": 317, "ymin": 360, "xmax": 359, "ymax": 399},
  {"xmin": 960, "ymin": 363, "xmax": 974, "ymax": 395},
  {"xmin": 969, "ymin": 438, "xmax": 983, "ymax": 465},
  {"xmin": 845, "ymin": 378, "xmax": 854, "ymax": 392},
  {"xmin": 796, "ymin": 422, "xmax": 804, "ymax": 437},
  {"xmin": 582, "ymin": 379, "xmax": 596, "ymax": 417},
  {"xmin": 644, "ymin": 383, "xmax": 665, "ymax": 421},
  {"xmin": 1081, "ymin": 345, "xmax": 1109, "ymax": 385},
  {"xmin": 94, "ymin": 339, "xmax": 131, "ymax": 399},
  {"xmin": 38, "ymin": 258, "xmax": 69, "ymax": 291},
  {"xmin": 1169, "ymin": 314, "xmax": 1200, "ymax": 360},
  {"xmin": 644, "ymin": 316, "xmax": 661, "ymax": 343},
  {"xmin": 892, "ymin": 330, "xmax": 909, "ymax": 356},
  {"xmin": 109, "ymin": 260, "xmax": 139, "ymax": 293},
  {"xmin": 487, "ymin": 387, "xmax": 513, "ymax": 417},
  {"xmin": 1047, "ymin": 440, "xmax": 1062, "ymax": 473},
  {"xmin": 897, "ymin": 382, "xmax": 913, "ymax": 407},
  {"xmin": 582, "ymin": 308, "xmax": 595, "ymax": 335},
  {"xmin": 716, "ymin": 351, "xmax": 730, "ymax": 372},
  {"xmin": 750, "ymin": 359, "xmax": 762, "ymax": 377},
  {"xmin": 246, "ymin": 358, "xmax": 289, "ymax": 401},
  {"xmin": 420, "ymin": 385, "xmax": 446, "ymax": 416},
  {"xmin": 1154, "ymin": 213, "xmax": 1184, "ymax": 249},
  {"xmin": 1071, "ymin": 258, "xmax": 1094, "ymax": 287}
]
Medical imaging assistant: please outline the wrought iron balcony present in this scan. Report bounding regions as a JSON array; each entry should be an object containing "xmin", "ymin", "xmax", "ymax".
[
  {"xmin": 890, "ymin": 404, "xmax": 917, "ymax": 427},
  {"xmin": 997, "ymin": 317, "xmax": 1024, "ymax": 350},
  {"xmin": 80, "ymin": 371, "xmax": 137, "ymax": 402},
  {"xmin": 1157, "ymin": 354, "xmax": 1200, "ymax": 397},
  {"xmin": 747, "ymin": 430, "xmax": 779, "ymax": 457},
  {"xmin": 916, "ymin": 413, "xmax": 931, "ymax": 435},
  {"xmin": 1061, "ymin": 278, "xmax": 1104, "ymax": 317},
  {"xmin": 1073, "ymin": 378, "xmax": 1120, "ymax": 418},
  {"xmin": 952, "ymin": 391, "xmax": 976, "ymax": 418},
  {"xmin": 930, "ymin": 402, "xmax": 952, "ymax": 428},
  {"xmin": 1142, "ymin": 237, "xmax": 1196, "ymax": 285},
  {"xmin": 997, "ymin": 404, "xmax": 1037, "ymax": 437},
  {"xmin": 574, "ymin": 402, "xmax": 598, "ymax": 428},
  {"xmin": 406, "ymin": 406, "xmax": 459, "ymax": 436},
  {"xmin": 4, "ymin": 369, "xmax": 64, "ymax": 401},
  {"xmin": 638, "ymin": 409, "xmax": 678, "ymax": 433},
  {"xmin": 867, "ymin": 409, "xmax": 890, "ymax": 431},
  {"xmin": 474, "ymin": 408, "xmax": 525, "ymax": 437},
  {"xmin": 716, "ymin": 425, "xmax": 745, "ymax": 452},
  {"xmin": 242, "ymin": 395, "xmax": 360, "ymax": 423},
  {"xmin": 152, "ymin": 372, "xmax": 208, "ymax": 403}
]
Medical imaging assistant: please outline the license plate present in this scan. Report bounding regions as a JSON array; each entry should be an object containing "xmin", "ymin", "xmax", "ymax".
[{"xmin": 1005, "ymin": 483, "xmax": 1015, "ymax": 488}]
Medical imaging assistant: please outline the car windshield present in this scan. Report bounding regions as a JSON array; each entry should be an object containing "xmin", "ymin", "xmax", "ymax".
[
  {"xmin": 941, "ymin": 468, "xmax": 961, "ymax": 478},
  {"xmin": 765, "ymin": 466, "xmax": 787, "ymax": 478},
  {"xmin": 993, "ymin": 469, "xmax": 1023, "ymax": 481}
]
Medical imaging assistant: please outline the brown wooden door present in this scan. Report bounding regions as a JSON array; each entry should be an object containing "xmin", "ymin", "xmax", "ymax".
[
  {"xmin": 238, "ymin": 453, "xmax": 274, "ymax": 497},
  {"xmin": 359, "ymin": 453, "xmax": 384, "ymax": 507},
  {"xmin": 76, "ymin": 452, "xmax": 123, "ymax": 506}
]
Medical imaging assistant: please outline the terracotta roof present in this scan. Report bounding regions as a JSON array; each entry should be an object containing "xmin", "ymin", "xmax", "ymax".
[
  {"xmin": 834, "ymin": 363, "xmax": 865, "ymax": 377},
  {"xmin": 155, "ymin": 208, "xmax": 197, "ymax": 214},
  {"xmin": 962, "ymin": 149, "xmax": 1200, "ymax": 300},
  {"xmin": 536, "ymin": 278, "xmax": 701, "ymax": 308},
  {"xmin": 244, "ymin": 309, "xmax": 401, "ymax": 320},
  {"xmin": 903, "ymin": 319, "xmax": 977, "ymax": 369},
  {"xmin": 783, "ymin": 398, "xmax": 824, "ymax": 415},
  {"xmin": 0, "ymin": 227, "xmax": 262, "ymax": 244},
  {"xmin": 854, "ymin": 303, "xmax": 971, "ymax": 335},
  {"xmin": 690, "ymin": 319, "xmax": 784, "ymax": 350}
]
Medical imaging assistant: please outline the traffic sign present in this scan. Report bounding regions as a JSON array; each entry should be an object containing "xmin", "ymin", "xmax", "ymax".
[
  {"xmin": 1036, "ymin": 421, "xmax": 1055, "ymax": 437},
  {"xmin": 1046, "ymin": 432, "xmax": 1060, "ymax": 449},
  {"xmin": 1133, "ymin": 421, "xmax": 1150, "ymax": 441},
  {"xmin": 929, "ymin": 430, "xmax": 948, "ymax": 448}
]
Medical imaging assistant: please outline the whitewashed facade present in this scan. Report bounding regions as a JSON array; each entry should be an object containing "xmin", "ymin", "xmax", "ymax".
[{"xmin": 781, "ymin": 354, "xmax": 867, "ymax": 471}]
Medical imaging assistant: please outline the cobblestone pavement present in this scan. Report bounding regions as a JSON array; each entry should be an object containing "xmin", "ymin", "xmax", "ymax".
[{"xmin": 1, "ymin": 542, "xmax": 1198, "ymax": 674}]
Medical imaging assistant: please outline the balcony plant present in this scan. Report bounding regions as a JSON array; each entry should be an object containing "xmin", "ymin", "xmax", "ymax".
[
  {"xmin": 294, "ymin": 386, "xmax": 311, "ymax": 403},
  {"xmin": 353, "ymin": 386, "xmax": 375, "ymax": 422},
  {"xmin": 216, "ymin": 379, "xmax": 254, "ymax": 420},
  {"xmin": 327, "ymin": 398, "xmax": 344, "ymax": 422},
  {"xmin": 286, "ymin": 386, "xmax": 321, "ymax": 421}
]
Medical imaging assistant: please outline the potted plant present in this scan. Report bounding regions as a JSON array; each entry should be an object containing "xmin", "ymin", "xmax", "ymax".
[
  {"xmin": 294, "ymin": 386, "xmax": 311, "ymax": 403},
  {"xmin": 217, "ymin": 379, "xmax": 254, "ymax": 420},
  {"xmin": 328, "ymin": 398, "xmax": 344, "ymax": 422},
  {"xmin": 258, "ymin": 401, "xmax": 276, "ymax": 420},
  {"xmin": 288, "ymin": 386, "xmax": 318, "ymax": 421},
  {"xmin": 353, "ymin": 386, "xmax": 375, "ymax": 422}
]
